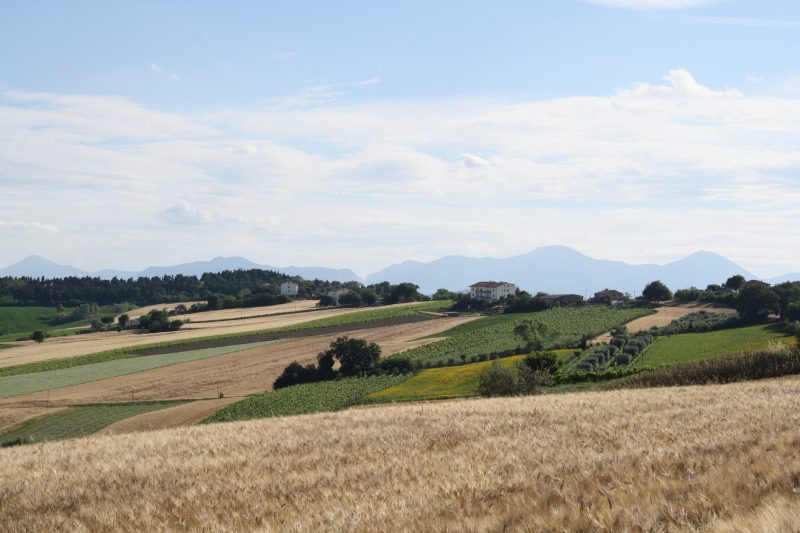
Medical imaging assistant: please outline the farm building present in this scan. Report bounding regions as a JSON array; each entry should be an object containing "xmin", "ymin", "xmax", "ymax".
[
  {"xmin": 541, "ymin": 294, "xmax": 584, "ymax": 306},
  {"xmin": 281, "ymin": 281, "xmax": 300, "ymax": 298},
  {"xmin": 469, "ymin": 281, "xmax": 517, "ymax": 302},
  {"xmin": 327, "ymin": 287, "xmax": 350, "ymax": 304},
  {"xmin": 593, "ymin": 288, "xmax": 624, "ymax": 303},
  {"xmin": 280, "ymin": 281, "xmax": 299, "ymax": 298}
]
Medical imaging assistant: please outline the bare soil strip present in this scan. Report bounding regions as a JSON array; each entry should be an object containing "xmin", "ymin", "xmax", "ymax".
[
  {"xmin": 1, "ymin": 377, "xmax": 798, "ymax": 531},
  {"xmin": 0, "ymin": 317, "xmax": 476, "ymax": 432},
  {"xmin": 592, "ymin": 302, "xmax": 736, "ymax": 344},
  {"xmin": 0, "ymin": 305, "xmax": 408, "ymax": 368},
  {"xmin": 100, "ymin": 398, "xmax": 237, "ymax": 435}
]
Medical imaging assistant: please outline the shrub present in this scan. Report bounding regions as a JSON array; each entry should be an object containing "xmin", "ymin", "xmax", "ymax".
[
  {"xmin": 521, "ymin": 351, "xmax": 560, "ymax": 373},
  {"xmin": 477, "ymin": 362, "xmax": 520, "ymax": 397},
  {"xmin": 615, "ymin": 353, "xmax": 632, "ymax": 365},
  {"xmin": 31, "ymin": 330, "xmax": 46, "ymax": 343}
]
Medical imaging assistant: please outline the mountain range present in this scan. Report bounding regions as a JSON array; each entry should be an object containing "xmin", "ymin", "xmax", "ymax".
[
  {"xmin": 1, "ymin": 246, "xmax": 795, "ymax": 296},
  {"xmin": 0, "ymin": 255, "xmax": 360, "ymax": 284}
]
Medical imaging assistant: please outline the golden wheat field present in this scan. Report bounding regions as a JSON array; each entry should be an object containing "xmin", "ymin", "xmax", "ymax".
[{"xmin": 1, "ymin": 377, "xmax": 799, "ymax": 532}]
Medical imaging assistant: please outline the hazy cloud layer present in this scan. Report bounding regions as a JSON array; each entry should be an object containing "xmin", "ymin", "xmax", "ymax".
[{"xmin": 1, "ymin": 69, "xmax": 799, "ymax": 276}]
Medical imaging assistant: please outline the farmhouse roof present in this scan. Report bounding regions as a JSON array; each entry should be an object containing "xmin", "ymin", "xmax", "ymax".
[{"xmin": 470, "ymin": 281, "xmax": 512, "ymax": 288}]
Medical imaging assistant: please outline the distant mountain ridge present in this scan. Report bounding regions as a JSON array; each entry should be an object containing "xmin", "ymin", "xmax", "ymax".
[
  {"xmin": 1, "ymin": 247, "xmax": 796, "ymax": 295},
  {"xmin": 0, "ymin": 255, "xmax": 361, "ymax": 283},
  {"xmin": 364, "ymin": 246, "xmax": 761, "ymax": 295}
]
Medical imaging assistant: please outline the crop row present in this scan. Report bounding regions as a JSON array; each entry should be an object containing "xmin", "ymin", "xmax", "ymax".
[
  {"xmin": 204, "ymin": 374, "xmax": 409, "ymax": 422},
  {"xmin": 398, "ymin": 306, "xmax": 652, "ymax": 367}
]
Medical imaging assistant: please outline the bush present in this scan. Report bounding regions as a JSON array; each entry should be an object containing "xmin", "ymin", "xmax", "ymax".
[
  {"xmin": 477, "ymin": 362, "xmax": 520, "ymax": 397},
  {"xmin": 31, "ymin": 330, "xmax": 46, "ymax": 343},
  {"xmin": 615, "ymin": 353, "xmax": 631, "ymax": 365}
]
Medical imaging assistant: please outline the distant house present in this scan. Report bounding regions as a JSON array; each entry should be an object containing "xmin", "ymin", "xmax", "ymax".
[
  {"xmin": 469, "ymin": 281, "xmax": 517, "ymax": 302},
  {"xmin": 541, "ymin": 294, "xmax": 584, "ymax": 306},
  {"xmin": 593, "ymin": 289, "xmax": 624, "ymax": 303},
  {"xmin": 327, "ymin": 287, "xmax": 350, "ymax": 304},
  {"xmin": 280, "ymin": 281, "xmax": 299, "ymax": 298}
]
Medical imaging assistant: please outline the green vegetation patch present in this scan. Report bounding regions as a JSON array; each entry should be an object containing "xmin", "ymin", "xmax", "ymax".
[
  {"xmin": 366, "ymin": 355, "xmax": 527, "ymax": 403},
  {"xmin": 205, "ymin": 374, "xmax": 408, "ymax": 422},
  {"xmin": 0, "ymin": 305, "xmax": 122, "ymax": 342},
  {"xmin": 635, "ymin": 324, "xmax": 793, "ymax": 368},
  {"xmin": 0, "ymin": 340, "xmax": 280, "ymax": 400},
  {"xmin": 0, "ymin": 401, "xmax": 185, "ymax": 446},
  {"xmin": 400, "ymin": 306, "xmax": 652, "ymax": 366}
]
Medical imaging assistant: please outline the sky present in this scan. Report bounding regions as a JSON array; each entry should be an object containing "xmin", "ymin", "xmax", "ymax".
[{"xmin": 1, "ymin": 0, "xmax": 800, "ymax": 277}]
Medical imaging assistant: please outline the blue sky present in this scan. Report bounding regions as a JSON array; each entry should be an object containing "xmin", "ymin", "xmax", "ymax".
[{"xmin": 1, "ymin": 0, "xmax": 800, "ymax": 277}]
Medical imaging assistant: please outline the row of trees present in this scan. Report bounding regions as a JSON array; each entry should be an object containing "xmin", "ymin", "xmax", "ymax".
[
  {"xmin": 642, "ymin": 277, "xmax": 800, "ymax": 323},
  {"xmin": 273, "ymin": 336, "xmax": 414, "ymax": 389}
]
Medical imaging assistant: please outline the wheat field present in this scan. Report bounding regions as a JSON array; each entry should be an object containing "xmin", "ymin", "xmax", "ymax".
[{"xmin": 1, "ymin": 377, "xmax": 799, "ymax": 531}]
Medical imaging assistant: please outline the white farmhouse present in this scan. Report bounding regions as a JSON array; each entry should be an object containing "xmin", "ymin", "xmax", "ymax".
[
  {"xmin": 280, "ymin": 281, "xmax": 299, "ymax": 298},
  {"xmin": 327, "ymin": 287, "xmax": 349, "ymax": 304},
  {"xmin": 469, "ymin": 281, "xmax": 517, "ymax": 302}
]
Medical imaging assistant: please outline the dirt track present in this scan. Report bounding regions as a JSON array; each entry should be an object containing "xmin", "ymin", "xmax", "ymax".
[
  {"xmin": 0, "ymin": 316, "xmax": 476, "ymax": 433},
  {"xmin": 592, "ymin": 302, "xmax": 735, "ymax": 344}
]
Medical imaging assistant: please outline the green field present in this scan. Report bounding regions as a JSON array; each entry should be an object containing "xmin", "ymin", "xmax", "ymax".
[
  {"xmin": 399, "ymin": 306, "xmax": 652, "ymax": 366},
  {"xmin": 0, "ymin": 305, "xmax": 123, "ymax": 342},
  {"xmin": 0, "ymin": 301, "xmax": 451, "ymax": 379},
  {"xmin": 0, "ymin": 401, "xmax": 185, "ymax": 446},
  {"xmin": 204, "ymin": 375, "xmax": 408, "ymax": 422},
  {"xmin": 636, "ymin": 324, "xmax": 794, "ymax": 368},
  {"xmin": 0, "ymin": 340, "xmax": 280, "ymax": 399}
]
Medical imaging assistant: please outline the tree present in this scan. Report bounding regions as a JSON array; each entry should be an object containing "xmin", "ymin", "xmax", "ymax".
[
  {"xmin": 385, "ymin": 282, "xmax": 425, "ymax": 304},
  {"xmin": 337, "ymin": 291, "xmax": 363, "ymax": 307},
  {"xmin": 477, "ymin": 362, "xmax": 519, "ymax": 396},
  {"xmin": 736, "ymin": 282, "xmax": 780, "ymax": 323},
  {"xmin": 325, "ymin": 336, "xmax": 382, "ymax": 377},
  {"xmin": 273, "ymin": 362, "xmax": 319, "ymax": 389},
  {"xmin": 513, "ymin": 320, "xmax": 554, "ymax": 353},
  {"xmin": 432, "ymin": 288, "xmax": 458, "ymax": 301},
  {"xmin": 118, "ymin": 313, "xmax": 130, "ymax": 329},
  {"xmin": 642, "ymin": 280, "xmax": 672, "ymax": 302},
  {"xmin": 31, "ymin": 330, "xmax": 46, "ymax": 343},
  {"xmin": 724, "ymin": 275, "xmax": 746, "ymax": 291}
]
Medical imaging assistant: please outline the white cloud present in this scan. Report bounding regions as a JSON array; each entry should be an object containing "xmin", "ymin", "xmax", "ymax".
[
  {"xmin": 159, "ymin": 202, "xmax": 214, "ymax": 225},
  {"xmin": 0, "ymin": 221, "xmax": 59, "ymax": 232},
  {"xmin": 2, "ymin": 70, "xmax": 800, "ymax": 276},
  {"xmin": 150, "ymin": 62, "xmax": 180, "ymax": 80},
  {"xmin": 584, "ymin": 0, "xmax": 722, "ymax": 9}
]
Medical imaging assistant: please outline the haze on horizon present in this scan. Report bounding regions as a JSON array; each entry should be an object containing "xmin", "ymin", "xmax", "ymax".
[{"xmin": 1, "ymin": 0, "xmax": 799, "ymax": 277}]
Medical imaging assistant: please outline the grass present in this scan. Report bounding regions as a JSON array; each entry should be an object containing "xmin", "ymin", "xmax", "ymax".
[
  {"xmin": 0, "ymin": 305, "xmax": 121, "ymax": 342},
  {"xmin": 3, "ymin": 378, "xmax": 800, "ymax": 531},
  {"xmin": 399, "ymin": 306, "xmax": 652, "ymax": 366},
  {"xmin": 365, "ymin": 356, "xmax": 527, "ymax": 402},
  {"xmin": 0, "ymin": 401, "xmax": 185, "ymax": 446},
  {"xmin": 204, "ymin": 375, "xmax": 408, "ymax": 422},
  {"xmin": 0, "ymin": 340, "xmax": 280, "ymax": 399},
  {"xmin": 0, "ymin": 300, "xmax": 451, "ymax": 379},
  {"xmin": 636, "ymin": 324, "xmax": 795, "ymax": 368}
]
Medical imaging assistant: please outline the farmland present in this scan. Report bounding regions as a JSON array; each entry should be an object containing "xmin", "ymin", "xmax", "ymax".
[
  {"xmin": 205, "ymin": 375, "xmax": 408, "ymax": 422},
  {"xmin": 365, "ymin": 355, "xmax": 528, "ymax": 403},
  {"xmin": 2, "ymin": 377, "xmax": 799, "ymax": 531},
  {"xmin": 398, "ymin": 305, "xmax": 651, "ymax": 366},
  {"xmin": 0, "ymin": 300, "xmax": 450, "ymax": 369},
  {"xmin": 0, "ymin": 401, "xmax": 185, "ymax": 445},
  {"xmin": 636, "ymin": 324, "xmax": 795, "ymax": 368},
  {"xmin": 0, "ymin": 316, "xmax": 473, "ymax": 435},
  {"xmin": 0, "ymin": 305, "xmax": 122, "ymax": 342},
  {"xmin": 0, "ymin": 340, "xmax": 280, "ymax": 400}
]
